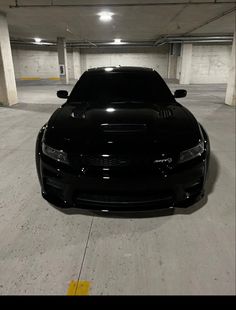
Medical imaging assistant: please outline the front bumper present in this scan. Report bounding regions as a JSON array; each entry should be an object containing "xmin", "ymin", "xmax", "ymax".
[{"xmin": 38, "ymin": 155, "xmax": 207, "ymax": 211}]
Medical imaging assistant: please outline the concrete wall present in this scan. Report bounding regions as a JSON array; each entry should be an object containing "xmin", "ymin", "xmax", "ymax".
[
  {"xmin": 11, "ymin": 43, "xmax": 232, "ymax": 84},
  {"xmin": 190, "ymin": 43, "xmax": 232, "ymax": 84},
  {"xmin": 11, "ymin": 45, "xmax": 169, "ymax": 80},
  {"xmin": 12, "ymin": 47, "xmax": 60, "ymax": 79},
  {"xmin": 80, "ymin": 46, "xmax": 169, "ymax": 77}
]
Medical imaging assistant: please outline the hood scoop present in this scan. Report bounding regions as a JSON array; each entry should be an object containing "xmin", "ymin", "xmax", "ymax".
[{"xmin": 101, "ymin": 123, "xmax": 147, "ymax": 133}]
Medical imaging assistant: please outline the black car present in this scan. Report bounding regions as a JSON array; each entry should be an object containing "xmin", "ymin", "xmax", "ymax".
[{"xmin": 36, "ymin": 66, "xmax": 210, "ymax": 211}]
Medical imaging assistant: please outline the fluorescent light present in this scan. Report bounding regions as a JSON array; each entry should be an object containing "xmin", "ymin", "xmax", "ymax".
[
  {"xmin": 98, "ymin": 11, "xmax": 113, "ymax": 22},
  {"xmin": 34, "ymin": 38, "xmax": 42, "ymax": 43},
  {"xmin": 114, "ymin": 38, "xmax": 121, "ymax": 44}
]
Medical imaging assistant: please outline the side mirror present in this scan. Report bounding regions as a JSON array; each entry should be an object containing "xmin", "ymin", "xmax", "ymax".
[
  {"xmin": 57, "ymin": 90, "xmax": 68, "ymax": 99},
  {"xmin": 174, "ymin": 89, "xmax": 187, "ymax": 98}
]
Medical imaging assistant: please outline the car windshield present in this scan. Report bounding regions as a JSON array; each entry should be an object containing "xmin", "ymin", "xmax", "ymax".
[{"xmin": 68, "ymin": 70, "xmax": 175, "ymax": 105}]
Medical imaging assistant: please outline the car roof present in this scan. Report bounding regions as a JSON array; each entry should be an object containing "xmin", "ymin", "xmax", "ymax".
[{"xmin": 87, "ymin": 66, "xmax": 155, "ymax": 73}]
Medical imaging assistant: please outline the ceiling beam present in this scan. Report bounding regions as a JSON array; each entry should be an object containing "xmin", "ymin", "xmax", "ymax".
[
  {"xmin": 183, "ymin": 6, "xmax": 236, "ymax": 35},
  {"xmin": 154, "ymin": 6, "xmax": 236, "ymax": 45}
]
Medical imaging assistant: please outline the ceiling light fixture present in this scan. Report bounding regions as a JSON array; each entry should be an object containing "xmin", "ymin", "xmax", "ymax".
[
  {"xmin": 98, "ymin": 11, "xmax": 113, "ymax": 22},
  {"xmin": 106, "ymin": 108, "xmax": 115, "ymax": 113},
  {"xmin": 114, "ymin": 38, "xmax": 121, "ymax": 44},
  {"xmin": 34, "ymin": 38, "xmax": 42, "ymax": 43}
]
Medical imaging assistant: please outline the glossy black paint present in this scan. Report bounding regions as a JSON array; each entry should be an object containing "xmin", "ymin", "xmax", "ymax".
[
  {"xmin": 36, "ymin": 66, "xmax": 210, "ymax": 211},
  {"xmin": 174, "ymin": 89, "xmax": 187, "ymax": 98},
  {"xmin": 57, "ymin": 90, "xmax": 68, "ymax": 99}
]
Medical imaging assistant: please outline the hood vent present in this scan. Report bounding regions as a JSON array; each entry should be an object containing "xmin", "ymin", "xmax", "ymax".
[
  {"xmin": 101, "ymin": 123, "xmax": 147, "ymax": 133},
  {"xmin": 71, "ymin": 111, "xmax": 86, "ymax": 119},
  {"xmin": 156, "ymin": 108, "xmax": 173, "ymax": 119}
]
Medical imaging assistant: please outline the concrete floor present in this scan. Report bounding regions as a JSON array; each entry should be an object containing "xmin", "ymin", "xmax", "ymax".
[{"xmin": 0, "ymin": 81, "xmax": 235, "ymax": 295}]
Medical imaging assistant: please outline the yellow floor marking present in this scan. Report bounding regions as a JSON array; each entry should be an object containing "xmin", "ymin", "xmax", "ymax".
[
  {"xmin": 20, "ymin": 77, "xmax": 41, "ymax": 80},
  {"xmin": 20, "ymin": 77, "xmax": 60, "ymax": 81},
  {"xmin": 67, "ymin": 280, "xmax": 77, "ymax": 295},
  {"xmin": 48, "ymin": 77, "xmax": 60, "ymax": 80},
  {"xmin": 67, "ymin": 281, "xmax": 90, "ymax": 296}
]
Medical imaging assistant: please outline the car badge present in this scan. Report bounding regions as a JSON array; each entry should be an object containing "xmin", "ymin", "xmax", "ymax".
[{"xmin": 154, "ymin": 158, "xmax": 172, "ymax": 164}]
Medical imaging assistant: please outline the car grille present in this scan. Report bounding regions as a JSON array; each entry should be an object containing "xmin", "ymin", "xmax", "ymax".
[
  {"xmin": 71, "ymin": 153, "xmax": 176, "ymax": 170},
  {"xmin": 81, "ymin": 155, "xmax": 130, "ymax": 167}
]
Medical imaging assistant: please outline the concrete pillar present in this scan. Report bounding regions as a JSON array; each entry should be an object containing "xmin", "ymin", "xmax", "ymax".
[
  {"xmin": 167, "ymin": 55, "xmax": 177, "ymax": 79},
  {"xmin": 167, "ymin": 43, "xmax": 180, "ymax": 79},
  {"xmin": 72, "ymin": 49, "xmax": 81, "ymax": 80},
  {"xmin": 176, "ymin": 56, "xmax": 181, "ymax": 80},
  {"xmin": 57, "ymin": 37, "xmax": 69, "ymax": 84},
  {"xmin": 179, "ymin": 43, "xmax": 193, "ymax": 85},
  {"xmin": 225, "ymin": 31, "xmax": 235, "ymax": 106},
  {"xmin": 0, "ymin": 12, "xmax": 17, "ymax": 106}
]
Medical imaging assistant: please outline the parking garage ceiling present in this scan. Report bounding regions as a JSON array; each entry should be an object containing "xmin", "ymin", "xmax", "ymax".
[{"xmin": 0, "ymin": 0, "xmax": 235, "ymax": 43}]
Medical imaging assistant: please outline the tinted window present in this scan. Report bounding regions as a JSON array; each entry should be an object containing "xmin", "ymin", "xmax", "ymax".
[{"xmin": 69, "ymin": 71, "xmax": 174, "ymax": 105}]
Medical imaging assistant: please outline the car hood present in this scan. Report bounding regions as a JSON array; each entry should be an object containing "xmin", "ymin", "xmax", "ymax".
[{"xmin": 44, "ymin": 103, "xmax": 203, "ymax": 153}]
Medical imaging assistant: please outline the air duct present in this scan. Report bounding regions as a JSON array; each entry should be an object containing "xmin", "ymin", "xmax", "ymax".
[
  {"xmin": 10, "ymin": 36, "xmax": 233, "ymax": 49},
  {"xmin": 9, "ymin": 1, "xmax": 236, "ymax": 8}
]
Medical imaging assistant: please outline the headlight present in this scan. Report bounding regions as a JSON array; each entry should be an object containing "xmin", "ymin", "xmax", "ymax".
[
  {"xmin": 42, "ymin": 142, "xmax": 69, "ymax": 164},
  {"xmin": 179, "ymin": 141, "xmax": 204, "ymax": 163}
]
